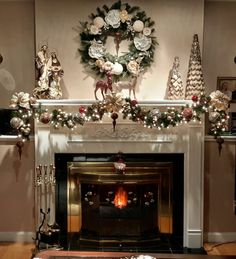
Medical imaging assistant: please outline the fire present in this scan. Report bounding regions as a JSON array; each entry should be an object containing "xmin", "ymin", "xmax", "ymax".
[{"xmin": 114, "ymin": 186, "xmax": 128, "ymax": 209}]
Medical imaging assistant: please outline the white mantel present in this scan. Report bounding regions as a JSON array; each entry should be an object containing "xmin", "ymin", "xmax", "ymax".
[{"xmin": 34, "ymin": 100, "xmax": 204, "ymax": 249}]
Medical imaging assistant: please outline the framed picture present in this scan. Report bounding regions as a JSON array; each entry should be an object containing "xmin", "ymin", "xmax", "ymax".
[{"xmin": 217, "ymin": 76, "xmax": 236, "ymax": 102}]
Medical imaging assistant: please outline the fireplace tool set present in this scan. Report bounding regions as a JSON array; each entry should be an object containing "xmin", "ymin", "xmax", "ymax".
[{"xmin": 34, "ymin": 164, "xmax": 61, "ymax": 251}]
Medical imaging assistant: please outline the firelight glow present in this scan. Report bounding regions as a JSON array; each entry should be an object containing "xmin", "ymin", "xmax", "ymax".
[{"xmin": 114, "ymin": 186, "xmax": 128, "ymax": 209}]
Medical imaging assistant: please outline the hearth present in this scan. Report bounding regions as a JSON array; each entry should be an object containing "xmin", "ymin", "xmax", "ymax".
[{"xmin": 55, "ymin": 153, "xmax": 184, "ymax": 252}]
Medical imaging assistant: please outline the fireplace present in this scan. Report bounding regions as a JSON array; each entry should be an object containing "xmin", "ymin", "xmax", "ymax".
[
  {"xmin": 34, "ymin": 101, "xmax": 204, "ymax": 251},
  {"xmin": 55, "ymin": 153, "xmax": 184, "ymax": 252}
]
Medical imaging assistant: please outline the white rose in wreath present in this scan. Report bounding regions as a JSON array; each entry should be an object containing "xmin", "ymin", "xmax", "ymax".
[
  {"xmin": 119, "ymin": 9, "xmax": 130, "ymax": 23},
  {"xmin": 102, "ymin": 61, "xmax": 114, "ymax": 71},
  {"xmin": 89, "ymin": 24, "xmax": 100, "ymax": 35},
  {"xmin": 105, "ymin": 9, "xmax": 121, "ymax": 28},
  {"xmin": 93, "ymin": 16, "xmax": 105, "ymax": 28},
  {"xmin": 88, "ymin": 41, "xmax": 105, "ymax": 59},
  {"xmin": 133, "ymin": 20, "xmax": 144, "ymax": 32},
  {"xmin": 134, "ymin": 34, "xmax": 152, "ymax": 51},
  {"xmin": 112, "ymin": 62, "xmax": 123, "ymax": 75},
  {"xmin": 95, "ymin": 59, "xmax": 105, "ymax": 68},
  {"xmin": 143, "ymin": 27, "xmax": 152, "ymax": 36},
  {"xmin": 127, "ymin": 60, "xmax": 140, "ymax": 75}
]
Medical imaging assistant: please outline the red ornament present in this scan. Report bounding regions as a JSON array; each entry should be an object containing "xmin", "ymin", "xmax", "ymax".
[
  {"xmin": 131, "ymin": 99, "xmax": 138, "ymax": 106},
  {"xmin": 192, "ymin": 95, "xmax": 198, "ymax": 102},
  {"xmin": 182, "ymin": 107, "xmax": 193, "ymax": 121},
  {"xmin": 40, "ymin": 112, "xmax": 51, "ymax": 124},
  {"xmin": 79, "ymin": 106, "xmax": 86, "ymax": 114},
  {"xmin": 16, "ymin": 141, "xmax": 24, "ymax": 160},
  {"xmin": 111, "ymin": 112, "xmax": 118, "ymax": 132}
]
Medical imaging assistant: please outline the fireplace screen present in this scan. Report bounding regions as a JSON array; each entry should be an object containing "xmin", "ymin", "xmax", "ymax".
[{"xmin": 67, "ymin": 161, "xmax": 173, "ymax": 249}]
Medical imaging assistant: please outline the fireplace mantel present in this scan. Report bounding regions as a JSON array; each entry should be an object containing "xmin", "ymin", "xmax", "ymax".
[
  {"xmin": 35, "ymin": 99, "xmax": 193, "ymax": 107},
  {"xmin": 34, "ymin": 100, "xmax": 204, "ymax": 249}
]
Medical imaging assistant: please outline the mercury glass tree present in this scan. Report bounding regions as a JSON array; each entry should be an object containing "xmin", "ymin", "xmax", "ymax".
[{"xmin": 185, "ymin": 34, "xmax": 205, "ymax": 99}]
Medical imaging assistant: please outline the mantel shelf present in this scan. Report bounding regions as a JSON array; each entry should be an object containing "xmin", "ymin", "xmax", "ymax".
[
  {"xmin": 205, "ymin": 135, "xmax": 236, "ymax": 142},
  {"xmin": 35, "ymin": 99, "xmax": 193, "ymax": 107},
  {"xmin": 0, "ymin": 135, "xmax": 34, "ymax": 142}
]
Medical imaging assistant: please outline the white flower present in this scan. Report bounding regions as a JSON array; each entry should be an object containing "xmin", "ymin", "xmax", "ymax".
[
  {"xmin": 89, "ymin": 24, "xmax": 99, "ymax": 35},
  {"xmin": 112, "ymin": 62, "xmax": 123, "ymax": 75},
  {"xmin": 95, "ymin": 59, "xmax": 105, "ymax": 68},
  {"xmin": 119, "ymin": 9, "xmax": 130, "ymax": 23},
  {"xmin": 102, "ymin": 61, "xmax": 114, "ymax": 71},
  {"xmin": 127, "ymin": 60, "xmax": 140, "ymax": 75},
  {"xmin": 10, "ymin": 92, "xmax": 31, "ymax": 109},
  {"xmin": 134, "ymin": 34, "xmax": 152, "ymax": 51},
  {"xmin": 143, "ymin": 27, "xmax": 152, "ymax": 36},
  {"xmin": 93, "ymin": 16, "xmax": 105, "ymax": 28},
  {"xmin": 88, "ymin": 40, "xmax": 105, "ymax": 59},
  {"xmin": 209, "ymin": 90, "xmax": 230, "ymax": 111},
  {"xmin": 133, "ymin": 20, "xmax": 144, "ymax": 32},
  {"xmin": 209, "ymin": 111, "xmax": 220, "ymax": 123},
  {"xmin": 105, "ymin": 9, "xmax": 121, "ymax": 28}
]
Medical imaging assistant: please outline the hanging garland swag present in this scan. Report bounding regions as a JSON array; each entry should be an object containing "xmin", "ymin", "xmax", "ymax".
[{"xmin": 79, "ymin": 0, "xmax": 157, "ymax": 79}]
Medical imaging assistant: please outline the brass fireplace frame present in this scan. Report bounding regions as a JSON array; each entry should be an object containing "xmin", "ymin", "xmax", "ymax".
[{"xmin": 67, "ymin": 161, "xmax": 173, "ymax": 236}]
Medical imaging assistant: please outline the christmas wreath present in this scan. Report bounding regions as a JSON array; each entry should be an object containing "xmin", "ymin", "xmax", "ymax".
[{"xmin": 79, "ymin": 0, "xmax": 157, "ymax": 80}]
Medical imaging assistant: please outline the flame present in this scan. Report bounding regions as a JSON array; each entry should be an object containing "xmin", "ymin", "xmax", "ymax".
[{"xmin": 114, "ymin": 186, "xmax": 128, "ymax": 209}]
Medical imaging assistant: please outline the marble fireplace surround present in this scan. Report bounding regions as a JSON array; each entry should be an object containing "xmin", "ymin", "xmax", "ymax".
[{"xmin": 34, "ymin": 99, "xmax": 204, "ymax": 249}]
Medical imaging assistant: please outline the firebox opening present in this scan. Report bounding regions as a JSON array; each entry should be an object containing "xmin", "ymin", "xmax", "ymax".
[
  {"xmin": 55, "ymin": 153, "xmax": 184, "ymax": 253},
  {"xmin": 80, "ymin": 182, "xmax": 159, "ymax": 241}
]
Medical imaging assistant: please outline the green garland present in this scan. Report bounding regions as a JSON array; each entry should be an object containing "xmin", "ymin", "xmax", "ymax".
[
  {"xmin": 9, "ymin": 92, "xmax": 230, "ymax": 142},
  {"xmin": 78, "ymin": 0, "xmax": 157, "ymax": 80}
]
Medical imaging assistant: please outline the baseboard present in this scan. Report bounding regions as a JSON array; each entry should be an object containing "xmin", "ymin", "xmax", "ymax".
[
  {"xmin": 205, "ymin": 232, "xmax": 236, "ymax": 243},
  {"xmin": 0, "ymin": 232, "xmax": 35, "ymax": 243}
]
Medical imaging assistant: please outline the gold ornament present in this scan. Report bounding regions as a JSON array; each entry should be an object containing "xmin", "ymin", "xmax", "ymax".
[{"xmin": 104, "ymin": 93, "xmax": 125, "ymax": 113}]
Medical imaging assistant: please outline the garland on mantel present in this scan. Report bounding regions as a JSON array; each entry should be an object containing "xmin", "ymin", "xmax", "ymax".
[{"xmin": 9, "ymin": 91, "xmax": 230, "ymax": 145}]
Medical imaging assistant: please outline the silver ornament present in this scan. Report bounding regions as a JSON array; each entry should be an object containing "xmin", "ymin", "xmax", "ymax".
[
  {"xmin": 209, "ymin": 112, "xmax": 220, "ymax": 123},
  {"xmin": 10, "ymin": 117, "xmax": 23, "ymax": 129}
]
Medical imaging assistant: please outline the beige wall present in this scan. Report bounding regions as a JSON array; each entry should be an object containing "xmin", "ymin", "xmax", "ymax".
[
  {"xmin": 0, "ymin": 0, "xmax": 35, "ymax": 107},
  {"xmin": 35, "ymin": 0, "xmax": 204, "ymax": 100},
  {"xmin": 0, "ymin": 0, "xmax": 236, "ymax": 241},
  {"xmin": 203, "ymin": 1, "xmax": 236, "ymax": 236},
  {"xmin": 203, "ymin": 1, "xmax": 236, "ymax": 95},
  {"xmin": 0, "ymin": 141, "xmax": 35, "ymax": 232},
  {"xmin": 0, "ymin": 0, "xmax": 35, "ymax": 235},
  {"xmin": 204, "ymin": 141, "xmax": 236, "ymax": 232}
]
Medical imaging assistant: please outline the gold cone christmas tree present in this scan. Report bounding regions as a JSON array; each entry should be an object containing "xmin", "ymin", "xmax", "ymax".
[
  {"xmin": 185, "ymin": 34, "xmax": 205, "ymax": 99},
  {"xmin": 167, "ymin": 56, "xmax": 184, "ymax": 100}
]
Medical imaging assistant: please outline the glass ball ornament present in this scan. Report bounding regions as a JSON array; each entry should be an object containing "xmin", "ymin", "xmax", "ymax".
[
  {"xmin": 40, "ymin": 112, "xmax": 51, "ymax": 124},
  {"xmin": 10, "ymin": 117, "xmax": 23, "ymax": 129}
]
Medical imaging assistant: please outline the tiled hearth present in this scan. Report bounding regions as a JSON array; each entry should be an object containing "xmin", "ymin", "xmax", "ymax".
[{"xmin": 34, "ymin": 100, "xmax": 204, "ymax": 251}]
